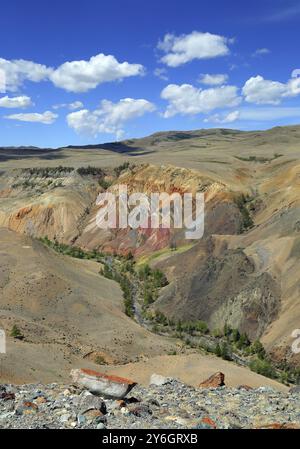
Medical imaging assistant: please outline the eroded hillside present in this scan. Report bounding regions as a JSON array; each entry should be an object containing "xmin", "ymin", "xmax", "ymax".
[{"xmin": 0, "ymin": 126, "xmax": 300, "ymax": 379}]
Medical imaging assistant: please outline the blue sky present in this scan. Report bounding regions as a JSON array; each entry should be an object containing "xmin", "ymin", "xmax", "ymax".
[{"xmin": 1, "ymin": 0, "xmax": 300, "ymax": 147}]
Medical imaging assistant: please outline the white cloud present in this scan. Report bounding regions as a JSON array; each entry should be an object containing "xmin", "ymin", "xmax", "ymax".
[
  {"xmin": 154, "ymin": 68, "xmax": 168, "ymax": 81},
  {"xmin": 0, "ymin": 54, "xmax": 144, "ymax": 93},
  {"xmin": 205, "ymin": 110, "xmax": 240, "ymax": 124},
  {"xmin": 53, "ymin": 101, "xmax": 83, "ymax": 110},
  {"xmin": 67, "ymin": 98, "xmax": 155, "ymax": 139},
  {"xmin": 0, "ymin": 58, "xmax": 51, "ymax": 92},
  {"xmin": 0, "ymin": 69, "xmax": 6, "ymax": 92},
  {"xmin": 50, "ymin": 53, "xmax": 145, "ymax": 92},
  {"xmin": 287, "ymin": 77, "xmax": 300, "ymax": 96},
  {"xmin": 252, "ymin": 48, "xmax": 270, "ymax": 57},
  {"xmin": 242, "ymin": 75, "xmax": 300, "ymax": 104},
  {"xmin": 0, "ymin": 95, "xmax": 32, "ymax": 108},
  {"xmin": 69, "ymin": 101, "xmax": 84, "ymax": 110},
  {"xmin": 198, "ymin": 73, "xmax": 228, "ymax": 86},
  {"xmin": 157, "ymin": 31, "xmax": 230, "ymax": 67},
  {"xmin": 161, "ymin": 83, "xmax": 241, "ymax": 118},
  {"xmin": 5, "ymin": 110, "xmax": 58, "ymax": 124}
]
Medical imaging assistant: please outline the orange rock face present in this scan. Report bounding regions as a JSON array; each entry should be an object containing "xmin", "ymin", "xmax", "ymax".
[
  {"xmin": 199, "ymin": 372, "xmax": 225, "ymax": 388},
  {"xmin": 80, "ymin": 369, "xmax": 136, "ymax": 385}
]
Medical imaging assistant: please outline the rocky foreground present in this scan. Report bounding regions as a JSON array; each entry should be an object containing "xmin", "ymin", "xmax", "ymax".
[{"xmin": 0, "ymin": 370, "xmax": 300, "ymax": 429}]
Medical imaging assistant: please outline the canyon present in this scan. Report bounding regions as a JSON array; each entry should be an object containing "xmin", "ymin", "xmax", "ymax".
[{"xmin": 0, "ymin": 125, "xmax": 300, "ymax": 387}]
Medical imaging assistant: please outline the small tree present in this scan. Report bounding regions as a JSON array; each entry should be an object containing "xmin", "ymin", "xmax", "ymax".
[{"xmin": 249, "ymin": 357, "xmax": 276, "ymax": 378}]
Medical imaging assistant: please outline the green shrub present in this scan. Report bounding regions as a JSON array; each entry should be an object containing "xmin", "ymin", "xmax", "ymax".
[
  {"xmin": 77, "ymin": 166, "xmax": 104, "ymax": 177},
  {"xmin": 143, "ymin": 290, "xmax": 154, "ymax": 305},
  {"xmin": 114, "ymin": 162, "xmax": 130, "ymax": 177},
  {"xmin": 249, "ymin": 340, "xmax": 266, "ymax": 359},
  {"xmin": 249, "ymin": 357, "xmax": 276, "ymax": 378},
  {"xmin": 10, "ymin": 325, "xmax": 23, "ymax": 339},
  {"xmin": 214, "ymin": 343, "xmax": 222, "ymax": 357},
  {"xmin": 234, "ymin": 195, "xmax": 254, "ymax": 232},
  {"xmin": 220, "ymin": 342, "xmax": 232, "ymax": 360},
  {"xmin": 98, "ymin": 178, "xmax": 111, "ymax": 189}
]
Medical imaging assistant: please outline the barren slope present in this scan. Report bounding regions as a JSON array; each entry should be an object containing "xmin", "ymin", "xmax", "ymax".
[{"xmin": 0, "ymin": 228, "xmax": 177, "ymax": 383}]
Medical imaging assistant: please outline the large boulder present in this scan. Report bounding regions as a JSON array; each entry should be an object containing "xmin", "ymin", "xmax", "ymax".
[
  {"xmin": 70, "ymin": 369, "xmax": 137, "ymax": 399},
  {"xmin": 199, "ymin": 372, "xmax": 225, "ymax": 388}
]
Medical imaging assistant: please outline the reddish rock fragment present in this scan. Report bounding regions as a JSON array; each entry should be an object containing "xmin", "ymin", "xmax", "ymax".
[{"xmin": 199, "ymin": 372, "xmax": 225, "ymax": 388}]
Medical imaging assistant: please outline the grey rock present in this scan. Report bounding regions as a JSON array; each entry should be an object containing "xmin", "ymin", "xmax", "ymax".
[
  {"xmin": 78, "ymin": 391, "xmax": 106, "ymax": 415},
  {"xmin": 149, "ymin": 374, "xmax": 172, "ymax": 387},
  {"xmin": 289, "ymin": 386, "xmax": 300, "ymax": 394}
]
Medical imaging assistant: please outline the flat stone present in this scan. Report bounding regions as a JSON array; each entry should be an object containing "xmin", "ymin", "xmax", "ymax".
[
  {"xmin": 70, "ymin": 369, "xmax": 137, "ymax": 399},
  {"xmin": 78, "ymin": 391, "xmax": 106, "ymax": 415}
]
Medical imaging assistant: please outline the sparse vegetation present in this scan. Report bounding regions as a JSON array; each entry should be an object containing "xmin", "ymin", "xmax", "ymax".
[
  {"xmin": 235, "ymin": 153, "xmax": 283, "ymax": 163},
  {"xmin": 22, "ymin": 166, "xmax": 74, "ymax": 177},
  {"xmin": 98, "ymin": 178, "xmax": 112, "ymax": 189},
  {"xmin": 94, "ymin": 355, "xmax": 106, "ymax": 365},
  {"xmin": 77, "ymin": 166, "xmax": 104, "ymax": 177},
  {"xmin": 10, "ymin": 325, "xmax": 23, "ymax": 339},
  {"xmin": 249, "ymin": 357, "xmax": 276, "ymax": 378},
  {"xmin": 113, "ymin": 161, "xmax": 131, "ymax": 177},
  {"xmin": 39, "ymin": 237, "xmax": 104, "ymax": 261},
  {"xmin": 234, "ymin": 194, "xmax": 254, "ymax": 232},
  {"xmin": 40, "ymin": 237, "xmax": 135, "ymax": 318}
]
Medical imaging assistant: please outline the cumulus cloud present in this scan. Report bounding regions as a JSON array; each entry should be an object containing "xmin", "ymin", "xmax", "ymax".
[
  {"xmin": 153, "ymin": 68, "xmax": 168, "ymax": 81},
  {"xmin": 198, "ymin": 73, "xmax": 228, "ymax": 86},
  {"xmin": 5, "ymin": 110, "xmax": 58, "ymax": 124},
  {"xmin": 0, "ymin": 95, "xmax": 32, "ymax": 108},
  {"xmin": 66, "ymin": 98, "xmax": 155, "ymax": 139},
  {"xmin": 157, "ymin": 31, "xmax": 231, "ymax": 67},
  {"xmin": 53, "ymin": 101, "xmax": 83, "ymax": 110},
  {"xmin": 161, "ymin": 83, "xmax": 241, "ymax": 118},
  {"xmin": 205, "ymin": 110, "xmax": 240, "ymax": 124},
  {"xmin": 0, "ymin": 54, "xmax": 144, "ymax": 93},
  {"xmin": 0, "ymin": 58, "xmax": 51, "ymax": 92},
  {"xmin": 242, "ymin": 75, "xmax": 300, "ymax": 104},
  {"xmin": 50, "ymin": 54, "xmax": 145, "ymax": 92}
]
